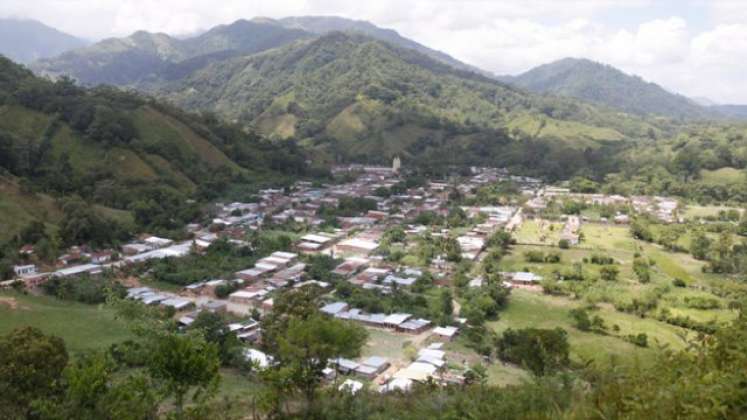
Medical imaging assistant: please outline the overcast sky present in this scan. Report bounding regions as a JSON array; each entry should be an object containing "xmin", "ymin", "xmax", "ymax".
[{"xmin": 3, "ymin": 0, "xmax": 747, "ymax": 103}]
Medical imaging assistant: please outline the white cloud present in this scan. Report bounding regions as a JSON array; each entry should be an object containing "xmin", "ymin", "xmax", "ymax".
[{"xmin": 2, "ymin": 0, "xmax": 747, "ymax": 102}]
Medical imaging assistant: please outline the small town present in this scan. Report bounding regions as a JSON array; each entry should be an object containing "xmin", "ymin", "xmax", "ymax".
[{"xmin": 4, "ymin": 159, "xmax": 707, "ymax": 395}]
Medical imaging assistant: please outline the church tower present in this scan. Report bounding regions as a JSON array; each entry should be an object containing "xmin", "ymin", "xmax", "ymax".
[{"xmin": 392, "ymin": 156, "xmax": 401, "ymax": 173}]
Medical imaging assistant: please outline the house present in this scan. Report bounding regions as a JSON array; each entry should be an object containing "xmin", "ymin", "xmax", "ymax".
[
  {"xmin": 506, "ymin": 272, "xmax": 543, "ymax": 286},
  {"xmin": 13, "ymin": 264, "xmax": 37, "ymax": 277},
  {"xmin": 202, "ymin": 300, "xmax": 228, "ymax": 313},
  {"xmin": 19, "ymin": 244, "xmax": 35, "ymax": 256},
  {"xmin": 243, "ymin": 348, "xmax": 272, "ymax": 370},
  {"xmin": 396, "ymin": 318, "xmax": 431, "ymax": 334},
  {"xmin": 392, "ymin": 362, "xmax": 437, "ymax": 382},
  {"xmin": 339, "ymin": 379, "xmax": 364, "ymax": 395},
  {"xmin": 432, "ymin": 326, "xmax": 459, "ymax": 341},
  {"xmin": 267, "ymin": 263, "xmax": 306, "ymax": 287},
  {"xmin": 321, "ymin": 301, "xmax": 349, "ymax": 316},
  {"xmin": 160, "ymin": 297, "xmax": 195, "ymax": 311},
  {"xmin": 122, "ymin": 243, "xmax": 151, "ymax": 255},
  {"xmin": 332, "ymin": 358, "xmax": 360, "ymax": 374},
  {"xmin": 383, "ymin": 313, "xmax": 412, "ymax": 328},
  {"xmin": 379, "ymin": 378, "xmax": 413, "ymax": 393},
  {"xmin": 351, "ymin": 267, "xmax": 391, "ymax": 285},
  {"xmin": 91, "ymin": 251, "xmax": 113, "ymax": 264},
  {"xmin": 144, "ymin": 236, "xmax": 173, "ymax": 248},
  {"xmin": 360, "ymin": 356, "xmax": 390, "ymax": 376},
  {"xmin": 229, "ymin": 288, "xmax": 268, "ymax": 305},
  {"xmin": 332, "ymin": 257, "xmax": 369, "ymax": 277},
  {"xmin": 334, "ymin": 238, "xmax": 379, "ymax": 256}
]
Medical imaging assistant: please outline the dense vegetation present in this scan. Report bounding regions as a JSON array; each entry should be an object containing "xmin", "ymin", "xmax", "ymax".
[
  {"xmin": 0, "ymin": 56, "xmax": 310, "ymax": 247},
  {"xmin": 2, "ymin": 294, "xmax": 746, "ymax": 419}
]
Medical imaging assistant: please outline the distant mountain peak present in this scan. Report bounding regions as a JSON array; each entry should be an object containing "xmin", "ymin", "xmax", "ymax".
[
  {"xmin": 0, "ymin": 17, "xmax": 88, "ymax": 63},
  {"xmin": 504, "ymin": 57, "xmax": 709, "ymax": 119}
]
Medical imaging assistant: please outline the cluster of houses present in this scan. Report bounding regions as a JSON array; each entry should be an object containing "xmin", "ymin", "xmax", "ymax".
[{"xmin": 321, "ymin": 302, "xmax": 433, "ymax": 334}]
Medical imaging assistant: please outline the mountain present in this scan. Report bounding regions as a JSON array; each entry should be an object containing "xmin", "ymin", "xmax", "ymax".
[
  {"xmin": 710, "ymin": 104, "xmax": 747, "ymax": 119},
  {"xmin": 0, "ymin": 18, "xmax": 87, "ymax": 64},
  {"xmin": 691, "ymin": 96, "xmax": 718, "ymax": 107},
  {"xmin": 32, "ymin": 19, "xmax": 312, "ymax": 86},
  {"xmin": 156, "ymin": 32, "xmax": 660, "ymax": 171},
  {"xmin": 502, "ymin": 58, "xmax": 709, "ymax": 119},
  {"xmin": 0, "ymin": 56, "xmax": 306, "ymax": 243},
  {"xmin": 275, "ymin": 16, "xmax": 491, "ymax": 76},
  {"xmin": 32, "ymin": 17, "xmax": 491, "ymax": 87}
]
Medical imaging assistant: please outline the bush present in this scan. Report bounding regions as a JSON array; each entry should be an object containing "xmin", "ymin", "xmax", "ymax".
[
  {"xmin": 558, "ymin": 239, "xmax": 570, "ymax": 249},
  {"xmin": 626, "ymin": 333, "xmax": 648, "ymax": 347},
  {"xmin": 496, "ymin": 328, "xmax": 570, "ymax": 376},
  {"xmin": 672, "ymin": 278, "xmax": 687, "ymax": 288}
]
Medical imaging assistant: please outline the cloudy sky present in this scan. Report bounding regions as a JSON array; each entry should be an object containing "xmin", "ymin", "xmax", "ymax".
[{"xmin": 3, "ymin": 0, "xmax": 747, "ymax": 103}]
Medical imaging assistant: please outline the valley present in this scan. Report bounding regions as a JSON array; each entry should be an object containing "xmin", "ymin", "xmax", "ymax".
[{"xmin": 1, "ymin": 8, "xmax": 747, "ymax": 420}]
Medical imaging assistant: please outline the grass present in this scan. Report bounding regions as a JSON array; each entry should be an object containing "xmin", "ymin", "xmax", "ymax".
[
  {"xmin": 0, "ymin": 177, "xmax": 63, "ymax": 242},
  {"xmin": 682, "ymin": 204, "xmax": 742, "ymax": 220},
  {"xmin": 488, "ymin": 289, "xmax": 686, "ymax": 367},
  {"xmin": 514, "ymin": 219, "xmax": 564, "ymax": 245},
  {"xmin": 133, "ymin": 107, "xmax": 240, "ymax": 171},
  {"xmin": 0, "ymin": 291, "xmax": 133, "ymax": 354},
  {"xmin": 700, "ymin": 167, "xmax": 745, "ymax": 185},
  {"xmin": 488, "ymin": 220, "xmax": 738, "ymax": 373},
  {"xmin": 361, "ymin": 328, "xmax": 412, "ymax": 362}
]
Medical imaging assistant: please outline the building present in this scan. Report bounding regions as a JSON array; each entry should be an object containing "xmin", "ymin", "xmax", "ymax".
[
  {"xmin": 334, "ymin": 238, "xmax": 379, "ymax": 256},
  {"xmin": 432, "ymin": 326, "xmax": 459, "ymax": 341},
  {"xmin": 13, "ymin": 264, "xmax": 37, "ymax": 277}
]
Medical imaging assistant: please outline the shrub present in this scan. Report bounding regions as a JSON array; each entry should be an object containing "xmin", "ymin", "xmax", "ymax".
[
  {"xmin": 672, "ymin": 278, "xmax": 687, "ymax": 288},
  {"xmin": 626, "ymin": 333, "xmax": 648, "ymax": 347}
]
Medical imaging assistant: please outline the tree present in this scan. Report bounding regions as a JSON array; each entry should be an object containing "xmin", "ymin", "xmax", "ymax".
[
  {"xmin": 148, "ymin": 333, "xmax": 220, "ymax": 416},
  {"xmin": 600, "ymin": 266, "xmax": 619, "ymax": 282},
  {"xmin": 261, "ymin": 288, "xmax": 366, "ymax": 416},
  {"xmin": 189, "ymin": 311, "xmax": 241, "ymax": 366},
  {"xmin": 690, "ymin": 231, "xmax": 711, "ymax": 260},
  {"xmin": 496, "ymin": 328, "xmax": 570, "ymax": 376},
  {"xmin": 37, "ymin": 352, "xmax": 158, "ymax": 420},
  {"xmin": 440, "ymin": 288, "xmax": 454, "ymax": 317},
  {"xmin": 570, "ymin": 308, "xmax": 591, "ymax": 331},
  {"xmin": 633, "ymin": 257, "xmax": 651, "ymax": 283},
  {"xmin": 0, "ymin": 327, "xmax": 69, "ymax": 419},
  {"xmin": 443, "ymin": 237, "xmax": 462, "ymax": 262},
  {"xmin": 673, "ymin": 145, "xmax": 701, "ymax": 181},
  {"xmin": 274, "ymin": 314, "xmax": 367, "ymax": 413}
]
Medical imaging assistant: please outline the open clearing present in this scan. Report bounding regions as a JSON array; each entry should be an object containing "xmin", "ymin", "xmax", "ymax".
[{"xmin": 0, "ymin": 291, "xmax": 133, "ymax": 354}]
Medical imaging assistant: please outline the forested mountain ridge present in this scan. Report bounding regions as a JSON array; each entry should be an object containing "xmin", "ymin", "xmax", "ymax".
[
  {"xmin": 31, "ymin": 19, "xmax": 313, "ymax": 86},
  {"xmin": 0, "ymin": 18, "xmax": 88, "ymax": 64},
  {"xmin": 155, "ymin": 32, "xmax": 662, "ymax": 166},
  {"xmin": 0, "ymin": 56, "xmax": 307, "ymax": 245},
  {"xmin": 501, "ymin": 57, "xmax": 711, "ymax": 119},
  {"xmin": 274, "ymin": 16, "xmax": 491, "ymax": 76}
]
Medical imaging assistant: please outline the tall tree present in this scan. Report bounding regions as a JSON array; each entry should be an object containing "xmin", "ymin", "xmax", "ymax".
[
  {"xmin": 148, "ymin": 333, "xmax": 220, "ymax": 416},
  {"xmin": 0, "ymin": 327, "xmax": 69, "ymax": 419}
]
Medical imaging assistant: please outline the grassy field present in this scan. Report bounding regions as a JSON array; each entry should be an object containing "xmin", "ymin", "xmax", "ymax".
[
  {"xmin": 514, "ymin": 219, "xmax": 564, "ymax": 245},
  {"xmin": 0, "ymin": 291, "xmax": 133, "ymax": 354},
  {"xmin": 486, "ymin": 220, "xmax": 740, "ymax": 378},
  {"xmin": 361, "ymin": 328, "xmax": 412, "ymax": 362},
  {"xmin": 682, "ymin": 204, "xmax": 743, "ymax": 220},
  {"xmin": 488, "ymin": 289, "xmax": 687, "ymax": 367}
]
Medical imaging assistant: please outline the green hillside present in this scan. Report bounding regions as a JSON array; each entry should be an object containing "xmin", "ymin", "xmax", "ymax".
[
  {"xmin": 0, "ymin": 56, "xmax": 307, "ymax": 246},
  {"xmin": 157, "ymin": 33, "xmax": 660, "ymax": 170}
]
